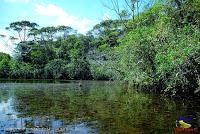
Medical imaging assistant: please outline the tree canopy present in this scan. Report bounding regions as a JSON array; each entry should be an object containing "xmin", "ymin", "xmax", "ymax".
[{"xmin": 0, "ymin": 0, "xmax": 199, "ymax": 97}]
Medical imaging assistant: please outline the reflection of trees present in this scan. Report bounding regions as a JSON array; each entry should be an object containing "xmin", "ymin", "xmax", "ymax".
[
  {"xmin": 0, "ymin": 90, "xmax": 10, "ymax": 103},
  {"xmin": 85, "ymin": 88, "xmax": 181, "ymax": 133},
  {"xmin": 13, "ymin": 89, "xmax": 54, "ymax": 116},
  {"xmin": 9, "ymin": 83, "xmax": 198, "ymax": 133}
]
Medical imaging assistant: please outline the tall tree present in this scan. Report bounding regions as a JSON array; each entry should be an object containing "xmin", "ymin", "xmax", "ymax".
[
  {"xmin": 6, "ymin": 21, "xmax": 39, "ymax": 42},
  {"xmin": 57, "ymin": 25, "xmax": 75, "ymax": 39}
]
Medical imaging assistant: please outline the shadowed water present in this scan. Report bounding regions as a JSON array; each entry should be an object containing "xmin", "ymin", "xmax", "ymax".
[{"xmin": 0, "ymin": 80, "xmax": 199, "ymax": 134}]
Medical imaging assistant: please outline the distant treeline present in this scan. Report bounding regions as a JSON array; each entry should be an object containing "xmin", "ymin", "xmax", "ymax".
[{"xmin": 0, "ymin": 0, "xmax": 199, "ymax": 97}]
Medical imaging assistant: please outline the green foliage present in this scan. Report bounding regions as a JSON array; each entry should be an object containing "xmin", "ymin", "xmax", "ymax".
[
  {"xmin": 9, "ymin": 61, "xmax": 34, "ymax": 79},
  {"xmin": 155, "ymin": 25, "xmax": 200, "ymax": 95},
  {"xmin": 6, "ymin": 20, "xmax": 39, "ymax": 42},
  {"xmin": 0, "ymin": 52, "xmax": 11, "ymax": 78},
  {"xmin": 30, "ymin": 45, "xmax": 48, "ymax": 65},
  {"xmin": 155, "ymin": 25, "xmax": 199, "ymax": 76},
  {"xmin": 168, "ymin": 0, "xmax": 200, "ymax": 27},
  {"xmin": 1, "ymin": 0, "xmax": 199, "ymax": 97},
  {"xmin": 44, "ymin": 59, "xmax": 66, "ymax": 79},
  {"xmin": 100, "ymin": 1, "xmax": 200, "ymax": 96},
  {"xmin": 65, "ymin": 58, "xmax": 91, "ymax": 79}
]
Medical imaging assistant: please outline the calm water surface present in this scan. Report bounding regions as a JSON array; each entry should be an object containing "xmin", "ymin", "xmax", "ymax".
[{"xmin": 0, "ymin": 80, "xmax": 199, "ymax": 134}]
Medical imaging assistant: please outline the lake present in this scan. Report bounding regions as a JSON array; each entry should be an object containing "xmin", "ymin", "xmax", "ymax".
[{"xmin": 0, "ymin": 80, "xmax": 199, "ymax": 134}]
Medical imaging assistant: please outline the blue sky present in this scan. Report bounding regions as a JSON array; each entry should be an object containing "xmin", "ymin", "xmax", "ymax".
[
  {"xmin": 0, "ymin": 0, "xmax": 122, "ymax": 54},
  {"xmin": 0, "ymin": 0, "xmax": 118, "ymax": 33}
]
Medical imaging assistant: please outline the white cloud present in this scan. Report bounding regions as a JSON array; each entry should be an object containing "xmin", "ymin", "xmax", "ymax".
[
  {"xmin": 102, "ymin": 12, "xmax": 110, "ymax": 21},
  {"xmin": 0, "ymin": 30, "xmax": 15, "ymax": 55},
  {"xmin": 35, "ymin": 4, "xmax": 97, "ymax": 34},
  {"xmin": 4, "ymin": 0, "xmax": 30, "ymax": 3}
]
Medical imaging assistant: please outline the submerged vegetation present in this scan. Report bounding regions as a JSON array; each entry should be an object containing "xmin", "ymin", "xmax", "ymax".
[{"xmin": 0, "ymin": 0, "xmax": 199, "ymax": 97}]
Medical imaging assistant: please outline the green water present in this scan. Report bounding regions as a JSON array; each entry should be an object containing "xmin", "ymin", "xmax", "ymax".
[{"xmin": 0, "ymin": 80, "xmax": 199, "ymax": 134}]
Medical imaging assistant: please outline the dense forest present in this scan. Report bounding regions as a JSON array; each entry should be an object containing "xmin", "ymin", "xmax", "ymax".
[{"xmin": 0, "ymin": 0, "xmax": 199, "ymax": 97}]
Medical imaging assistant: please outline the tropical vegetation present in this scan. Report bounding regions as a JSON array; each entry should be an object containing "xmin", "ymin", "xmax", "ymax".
[{"xmin": 0, "ymin": 0, "xmax": 199, "ymax": 97}]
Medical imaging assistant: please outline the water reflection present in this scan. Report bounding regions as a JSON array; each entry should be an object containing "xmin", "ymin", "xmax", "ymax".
[{"xmin": 0, "ymin": 81, "xmax": 199, "ymax": 133}]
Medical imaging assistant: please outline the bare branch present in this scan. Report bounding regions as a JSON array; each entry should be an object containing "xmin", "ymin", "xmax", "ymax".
[{"xmin": 103, "ymin": 0, "xmax": 130, "ymax": 30}]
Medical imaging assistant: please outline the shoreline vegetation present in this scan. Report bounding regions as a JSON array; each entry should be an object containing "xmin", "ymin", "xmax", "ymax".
[{"xmin": 0, "ymin": 0, "xmax": 199, "ymax": 99}]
